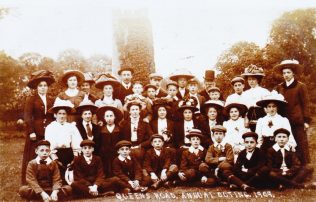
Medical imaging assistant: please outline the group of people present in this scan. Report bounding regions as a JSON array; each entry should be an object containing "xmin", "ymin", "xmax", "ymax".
[{"xmin": 19, "ymin": 59, "xmax": 315, "ymax": 201}]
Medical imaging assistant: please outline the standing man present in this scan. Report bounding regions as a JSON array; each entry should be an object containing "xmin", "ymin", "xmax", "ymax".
[
  {"xmin": 81, "ymin": 72, "xmax": 98, "ymax": 103},
  {"xmin": 169, "ymin": 69, "xmax": 194, "ymax": 100},
  {"xmin": 149, "ymin": 73, "xmax": 167, "ymax": 98},
  {"xmin": 274, "ymin": 59, "xmax": 311, "ymax": 165},
  {"xmin": 199, "ymin": 70, "xmax": 216, "ymax": 100},
  {"xmin": 115, "ymin": 67, "xmax": 134, "ymax": 104}
]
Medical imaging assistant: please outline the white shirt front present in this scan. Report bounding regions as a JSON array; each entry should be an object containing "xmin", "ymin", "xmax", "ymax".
[
  {"xmin": 223, "ymin": 117, "xmax": 249, "ymax": 149},
  {"xmin": 158, "ymin": 118, "xmax": 168, "ymax": 135},
  {"xmin": 154, "ymin": 148, "xmax": 161, "ymax": 156},
  {"xmin": 225, "ymin": 93, "xmax": 247, "ymax": 106},
  {"xmin": 130, "ymin": 118, "xmax": 139, "ymax": 142},
  {"xmin": 256, "ymin": 114, "xmax": 296, "ymax": 148},
  {"xmin": 272, "ymin": 143, "xmax": 290, "ymax": 171},
  {"xmin": 179, "ymin": 88, "xmax": 186, "ymax": 97},
  {"xmin": 35, "ymin": 156, "xmax": 52, "ymax": 165},
  {"xmin": 184, "ymin": 120, "xmax": 194, "ymax": 144},
  {"xmin": 243, "ymin": 86, "xmax": 270, "ymax": 108},
  {"xmin": 118, "ymin": 155, "xmax": 131, "ymax": 162},
  {"xmin": 188, "ymin": 145, "xmax": 204, "ymax": 154},
  {"xmin": 38, "ymin": 93, "xmax": 47, "ymax": 114},
  {"xmin": 246, "ymin": 150, "xmax": 254, "ymax": 160},
  {"xmin": 122, "ymin": 82, "xmax": 131, "ymax": 89},
  {"xmin": 286, "ymin": 78, "xmax": 294, "ymax": 87}
]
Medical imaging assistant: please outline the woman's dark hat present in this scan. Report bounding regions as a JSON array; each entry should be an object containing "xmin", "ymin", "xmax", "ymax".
[
  {"xmin": 201, "ymin": 100, "xmax": 224, "ymax": 115},
  {"xmin": 95, "ymin": 74, "xmax": 120, "ymax": 89},
  {"xmin": 60, "ymin": 70, "xmax": 85, "ymax": 85},
  {"xmin": 224, "ymin": 103, "xmax": 248, "ymax": 117},
  {"xmin": 144, "ymin": 84, "xmax": 158, "ymax": 91},
  {"xmin": 96, "ymin": 105, "xmax": 123, "ymax": 122},
  {"xmin": 76, "ymin": 100, "xmax": 98, "ymax": 114},
  {"xmin": 27, "ymin": 70, "xmax": 55, "ymax": 89}
]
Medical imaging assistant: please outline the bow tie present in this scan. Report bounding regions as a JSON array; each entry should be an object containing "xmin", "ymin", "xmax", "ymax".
[{"xmin": 40, "ymin": 160, "xmax": 47, "ymax": 164}]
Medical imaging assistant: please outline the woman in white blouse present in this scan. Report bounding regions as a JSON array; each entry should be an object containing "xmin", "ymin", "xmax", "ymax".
[{"xmin": 45, "ymin": 99, "xmax": 83, "ymax": 182}]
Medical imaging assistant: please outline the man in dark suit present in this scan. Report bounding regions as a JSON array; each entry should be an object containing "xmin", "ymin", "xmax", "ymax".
[
  {"xmin": 115, "ymin": 67, "xmax": 134, "ymax": 104},
  {"xmin": 76, "ymin": 100, "xmax": 101, "ymax": 154},
  {"xmin": 199, "ymin": 70, "xmax": 216, "ymax": 100},
  {"xmin": 149, "ymin": 73, "xmax": 167, "ymax": 98}
]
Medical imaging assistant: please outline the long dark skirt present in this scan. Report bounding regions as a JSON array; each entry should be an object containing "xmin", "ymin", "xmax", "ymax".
[
  {"xmin": 247, "ymin": 106, "xmax": 266, "ymax": 132},
  {"xmin": 56, "ymin": 148, "xmax": 74, "ymax": 183}
]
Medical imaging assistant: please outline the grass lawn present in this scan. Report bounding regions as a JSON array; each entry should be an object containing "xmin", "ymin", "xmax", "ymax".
[{"xmin": 1, "ymin": 127, "xmax": 316, "ymax": 201}]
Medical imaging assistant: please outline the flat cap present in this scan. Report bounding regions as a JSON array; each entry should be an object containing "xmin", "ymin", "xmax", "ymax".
[{"xmin": 80, "ymin": 139, "xmax": 95, "ymax": 147}]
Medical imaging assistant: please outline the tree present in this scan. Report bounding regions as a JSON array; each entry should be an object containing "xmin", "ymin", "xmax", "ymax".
[
  {"xmin": 215, "ymin": 41, "xmax": 264, "ymax": 98},
  {"xmin": 86, "ymin": 54, "xmax": 112, "ymax": 73},
  {"xmin": 57, "ymin": 49, "xmax": 87, "ymax": 71}
]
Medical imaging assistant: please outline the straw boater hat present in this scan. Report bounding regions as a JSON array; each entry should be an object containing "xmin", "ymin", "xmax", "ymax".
[
  {"xmin": 256, "ymin": 90, "xmax": 287, "ymax": 108},
  {"xmin": 76, "ymin": 99, "xmax": 98, "ymax": 114},
  {"xmin": 186, "ymin": 129, "xmax": 204, "ymax": 139},
  {"xmin": 231, "ymin": 76, "xmax": 245, "ymax": 85},
  {"xmin": 177, "ymin": 96, "xmax": 198, "ymax": 113},
  {"xmin": 166, "ymin": 80, "xmax": 179, "ymax": 88},
  {"xmin": 61, "ymin": 70, "xmax": 85, "ymax": 85},
  {"xmin": 118, "ymin": 67, "xmax": 134, "ymax": 75},
  {"xmin": 169, "ymin": 69, "xmax": 194, "ymax": 82},
  {"xmin": 201, "ymin": 100, "xmax": 224, "ymax": 114},
  {"xmin": 83, "ymin": 72, "xmax": 95, "ymax": 85},
  {"xmin": 273, "ymin": 59, "xmax": 303, "ymax": 75},
  {"xmin": 48, "ymin": 98, "xmax": 74, "ymax": 114},
  {"xmin": 95, "ymin": 74, "xmax": 120, "ymax": 89},
  {"xmin": 27, "ymin": 70, "xmax": 55, "ymax": 89},
  {"xmin": 144, "ymin": 84, "xmax": 158, "ymax": 91},
  {"xmin": 224, "ymin": 103, "xmax": 248, "ymax": 117},
  {"xmin": 203, "ymin": 70, "xmax": 215, "ymax": 81},
  {"xmin": 149, "ymin": 73, "xmax": 163, "ymax": 80},
  {"xmin": 241, "ymin": 64, "xmax": 265, "ymax": 78},
  {"xmin": 96, "ymin": 105, "xmax": 123, "ymax": 122}
]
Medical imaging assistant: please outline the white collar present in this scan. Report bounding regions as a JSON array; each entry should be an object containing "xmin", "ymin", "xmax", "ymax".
[
  {"xmin": 38, "ymin": 93, "xmax": 46, "ymax": 98},
  {"xmin": 272, "ymin": 143, "xmax": 290, "ymax": 152},
  {"xmin": 190, "ymin": 93, "xmax": 198, "ymax": 97},
  {"xmin": 118, "ymin": 155, "xmax": 131, "ymax": 161},
  {"xmin": 214, "ymin": 141, "xmax": 226, "ymax": 148},
  {"xmin": 122, "ymin": 82, "xmax": 131, "ymax": 88},
  {"xmin": 188, "ymin": 145, "xmax": 204, "ymax": 153},
  {"xmin": 154, "ymin": 148, "xmax": 161, "ymax": 156},
  {"xmin": 83, "ymin": 120, "xmax": 91, "ymax": 126},
  {"xmin": 286, "ymin": 78, "xmax": 294, "ymax": 87},
  {"xmin": 83, "ymin": 155, "xmax": 93, "ymax": 162},
  {"xmin": 35, "ymin": 156, "xmax": 52, "ymax": 165}
]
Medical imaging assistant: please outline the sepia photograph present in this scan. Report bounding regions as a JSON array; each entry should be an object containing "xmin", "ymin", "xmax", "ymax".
[{"xmin": 0, "ymin": 0, "xmax": 316, "ymax": 201}]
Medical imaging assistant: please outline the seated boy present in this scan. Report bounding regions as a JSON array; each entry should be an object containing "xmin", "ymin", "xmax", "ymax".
[
  {"xmin": 19, "ymin": 140, "xmax": 71, "ymax": 201},
  {"xmin": 267, "ymin": 128, "xmax": 314, "ymax": 190},
  {"xmin": 143, "ymin": 134, "xmax": 178, "ymax": 189},
  {"xmin": 71, "ymin": 140, "xmax": 121, "ymax": 198},
  {"xmin": 204, "ymin": 125, "xmax": 254, "ymax": 192},
  {"xmin": 233, "ymin": 132, "xmax": 268, "ymax": 189},
  {"xmin": 178, "ymin": 129, "xmax": 214, "ymax": 186},
  {"xmin": 112, "ymin": 140, "xmax": 148, "ymax": 193}
]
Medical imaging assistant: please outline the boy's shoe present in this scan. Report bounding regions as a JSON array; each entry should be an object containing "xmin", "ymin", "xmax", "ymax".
[
  {"xmin": 277, "ymin": 184, "xmax": 285, "ymax": 191},
  {"xmin": 229, "ymin": 184, "xmax": 239, "ymax": 191},
  {"xmin": 99, "ymin": 191, "xmax": 115, "ymax": 197},
  {"xmin": 163, "ymin": 181, "xmax": 172, "ymax": 188},
  {"xmin": 122, "ymin": 188, "xmax": 131, "ymax": 194},
  {"xmin": 241, "ymin": 184, "xmax": 255, "ymax": 193},
  {"xmin": 151, "ymin": 180, "xmax": 161, "ymax": 190},
  {"xmin": 140, "ymin": 186, "xmax": 148, "ymax": 193}
]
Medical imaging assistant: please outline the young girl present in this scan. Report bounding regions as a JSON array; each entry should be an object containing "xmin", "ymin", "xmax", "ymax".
[
  {"xmin": 97, "ymin": 105, "xmax": 124, "ymax": 177},
  {"xmin": 223, "ymin": 103, "xmax": 249, "ymax": 162}
]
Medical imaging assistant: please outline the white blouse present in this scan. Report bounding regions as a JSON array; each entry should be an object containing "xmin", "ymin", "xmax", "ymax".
[
  {"xmin": 243, "ymin": 86, "xmax": 270, "ymax": 108},
  {"xmin": 184, "ymin": 120, "xmax": 194, "ymax": 144},
  {"xmin": 223, "ymin": 117, "xmax": 249, "ymax": 149},
  {"xmin": 158, "ymin": 118, "xmax": 168, "ymax": 135},
  {"xmin": 225, "ymin": 93, "xmax": 247, "ymax": 106}
]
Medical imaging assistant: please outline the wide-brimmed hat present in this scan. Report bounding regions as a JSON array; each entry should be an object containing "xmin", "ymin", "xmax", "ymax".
[
  {"xmin": 96, "ymin": 105, "xmax": 123, "ymax": 122},
  {"xmin": 95, "ymin": 74, "xmax": 120, "ymax": 89},
  {"xmin": 76, "ymin": 99, "xmax": 98, "ymax": 114},
  {"xmin": 126, "ymin": 99, "xmax": 146, "ymax": 111},
  {"xmin": 203, "ymin": 70, "xmax": 215, "ymax": 81},
  {"xmin": 166, "ymin": 81, "xmax": 179, "ymax": 89},
  {"xmin": 152, "ymin": 98, "xmax": 171, "ymax": 113},
  {"xmin": 60, "ymin": 70, "xmax": 85, "ymax": 86},
  {"xmin": 144, "ymin": 84, "xmax": 158, "ymax": 91},
  {"xmin": 115, "ymin": 140, "xmax": 132, "ymax": 150},
  {"xmin": 224, "ymin": 103, "xmax": 248, "ymax": 117},
  {"xmin": 231, "ymin": 76, "xmax": 245, "ymax": 85},
  {"xmin": 82, "ymin": 72, "xmax": 95, "ymax": 84},
  {"xmin": 186, "ymin": 129, "xmax": 204, "ymax": 139},
  {"xmin": 118, "ymin": 67, "xmax": 134, "ymax": 75},
  {"xmin": 273, "ymin": 59, "xmax": 303, "ymax": 75},
  {"xmin": 256, "ymin": 91, "xmax": 287, "ymax": 108},
  {"xmin": 177, "ymin": 96, "xmax": 198, "ymax": 113},
  {"xmin": 241, "ymin": 64, "xmax": 265, "ymax": 78},
  {"xmin": 27, "ymin": 70, "xmax": 55, "ymax": 89},
  {"xmin": 149, "ymin": 73, "xmax": 163, "ymax": 80},
  {"xmin": 201, "ymin": 100, "xmax": 224, "ymax": 114},
  {"xmin": 48, "ymin": 98, "xmax": 74, "ymax": 114},
  {"xmin": 169, "ymin": 69, "xmax": 194, "ymax": 82}
]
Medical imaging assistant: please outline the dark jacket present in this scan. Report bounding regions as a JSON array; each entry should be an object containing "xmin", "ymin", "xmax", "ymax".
[
  {"xmin": 180, "ymin": 149, "xmax": 206, "ymax": 171},
  {"xmin": 114, "ymin": 83, "xmax": 134, "ymax": 105},
  {"xmin": 143, "ymin": 148, "xmax": 171, "ymax": 174},
  {"xmin": 76, "ymin": 121, "xmax": 101, "ymax": 154},
  {"xmin": 173, "ymin": 119, "xmax": 202, "ymax": 148},
  {"xmin": 177, "ymin": 88, "xmax": 190, "ymax": 100},
  {"xmin": 150, "ymin": 119, "xmax": 175, "ymax": 148},
  {"xmin": 234, "ymin": 148, "xmax": 266, "ymax": 176},
  {"xmin": 156, "ymin": 88, "xmax": 168, "ymax": 98},
  {"xmin": 112, "ymin": 155, "xmax": 142, "ymax": 182},
  {"xmin": 198, "ymin": 89, "xmax": 210, "ymax": 100}
]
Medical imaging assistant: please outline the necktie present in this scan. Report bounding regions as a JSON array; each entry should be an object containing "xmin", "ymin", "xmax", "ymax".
[
  {"xmin": 40, "ymin": 160, "xmax": 46, "ymax": 164},
  {"xmin": 86, "ymin": 123, "xmax": 93, "ymax": 138}
]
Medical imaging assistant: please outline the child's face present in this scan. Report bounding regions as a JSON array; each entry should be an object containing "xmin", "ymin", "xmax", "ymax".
[
  {"xmin": 35, "ymin": 145, "xmax": 50, "ymax": 160},
  {"xmin": 247, "ymin": 76, "xmax": 258, "ymax": 88},
  {"xmin": 82, "ymin": 145, "xmax": 94, "ymax": 157},
  {"xmin": 129, "ymin": 105, "xmax": 140, "ymax": 118},
  {"xmin": 188, "ymin": 84, "xmax": 198, "ymax": 94},
  {"xmin": 132, "ymin": 84, "xmax": 143, "ymax": 94},
  {"xmin": 265, "ymin": 102, "xmax": 278, "ymax": 116},
  {"xmin": 157, "ymin": 106, "xmax": 167, "ymax": 119},
  {"xmin": 244, "ymin": 137, "xmax": 257, "ymax": 152},
  {"xmin": 151, "ymin": 138, "xmax": 164, "ymax": 150},
  {"xmin": 167, "ymin": 85, "xmax": 178, "ymax": 97},
  {"xmin": 120, "ymin": 71, "xmax": 133, "ymax": 84},
  {"xmin": 177, "ymin": 77, "xmax": 188, "ymax": 88},
  {"xmin": 81, "ymin": 82, "xmax": 91, "ymax": 94},
  {"xmin": 209, "ymin": 91, "xmax": 220, "ymax": 100},
  {"xmin": 81, "ymin": 110, "xmax": 92, "ymax": 122},
  {"xmin": 207, "ymin": 107, "xmax": 217, "ymax": 120},
  {"xmin": 233, "ymin": 82, "xmax": 244, "ymax": 94},
  {"xmin": 55, "ymin": 109, "xmax": 67, "ymax": 123},
  {"xmin": 104, "ymin": 110, "xmax": 115, "ymax": 125},
  {"xmin": 275, "ymin": 133, "xmax": 289, "ymax": 147},
  {"xmin": 183, "ymin": 109, "xmax": 193, "ymax": 121},
  {"xmin": 67, "ymin": 76, "xmax": 78, "ymax": 89},
  {"xmin": 118, "ymin": 146, "xmax": 131, "ymax": 157},
  {"xmin": 229, "ymin": 107, "xmax": 240, "ymax": 120},
  {"xmin": 103, "ymin": 85, "xmax": 114, "ymax": 96},
  {"xmin": 282, "ymin": 68, "xmax": 294, "ymax": 82},
  {"xmin": 147, "ymin": 88, "xmax": 156, "ymax": 99},
  {"xmin": 190, "ymin": 136, "xmax": 201, "ymax": 148},
  {"xmin": 213, "ymin": 131, "xmax": 225, "ymax": 143},
  {"xmin": 150, "ymin": 78, "xmax": 161, "ymax": 88}
]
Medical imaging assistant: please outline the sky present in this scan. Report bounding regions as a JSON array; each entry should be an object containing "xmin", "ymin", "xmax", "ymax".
[{"xmin": 0, "ymin": 0, "xmax": 315, "ymax": 79}]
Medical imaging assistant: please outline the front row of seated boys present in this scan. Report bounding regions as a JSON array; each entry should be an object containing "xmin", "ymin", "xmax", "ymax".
[{"xmin": 19, "ymin": 126, "xmax": 315, "ymax": 201}]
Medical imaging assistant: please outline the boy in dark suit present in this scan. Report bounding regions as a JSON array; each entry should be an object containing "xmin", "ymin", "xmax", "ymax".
[
  {"xmin": 267, "ymin": 128, "xmax": 314, "ymax": 190},
  {"xmin": 204, "ymin": 125, "xmax": 255, "ymax": 192},
  {"xmin": 112, "ymin": 140, "xmax": 148, "ymax": 193},
  {"xmin": 143, "ymin": 134, "xmax": 178, "ymax": 189},
  {"xmin": 19, "ymin": 140, "xmax": 71, "ymax": 201},
  {"xmin": 71, "ymin": 140, "xmax": 121, "ymax": 198}
]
